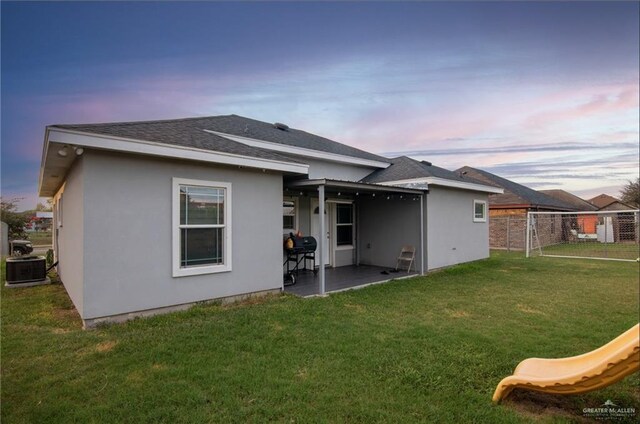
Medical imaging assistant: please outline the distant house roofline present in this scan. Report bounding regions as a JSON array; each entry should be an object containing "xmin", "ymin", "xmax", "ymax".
[
  {"xmin": 360, "ymin": 156, "xmax": 501, "ymax": 194},
  {"xmin": 588, "ymin": 193, "xmax": 635, "ymax": 210},
  {"xmin": 455, "ymin": 166, "xmax": 576, "ymax": 211}
]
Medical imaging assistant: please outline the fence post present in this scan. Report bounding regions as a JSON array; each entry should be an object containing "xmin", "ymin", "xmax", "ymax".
[
  {"xmin": 637, "ymin": 211, "xmax": 639, "ymax": 245},
  {"xmin": 506, "ymin": 215, "xmax": 511, "ymax": 252},
  {"xmin": 525, "ymin": 212, "xmax": 531, "ymax": 258},
  {"xmin": 604, "ymin": 216, "xmax": 608, "ymax": 258}
]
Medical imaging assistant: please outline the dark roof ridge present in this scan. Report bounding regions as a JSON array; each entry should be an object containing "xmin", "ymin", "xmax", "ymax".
[{"xmin": 51, "ymin": 114, "xmax": 236, "ymax": 129}]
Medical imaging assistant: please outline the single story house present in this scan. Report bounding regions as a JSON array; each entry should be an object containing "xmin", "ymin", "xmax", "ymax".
[
  {"xmin": 455, "ymin": 166, "xmax": 575, "ymax": 250},
  {"xmin": 541, "ymin": 191, "xmax": 638, "ymax": 242},
  {"xmin": 588, "ymin": 194, "xmax": 635, "ymax": 212},
  {"xmin": 540, "ymin": 189, "xmax": 599, "ymax": 237},
  {"xmin": 587, "ymin": 194, "xmax": 638, "ymax": 242},
  {"xmin": 25, "ymin": 211, "xmax": 54, "ymax": 232},
  {"xmin": 39, "ymin": 115, "xmax": 501, "ymax": 327}
]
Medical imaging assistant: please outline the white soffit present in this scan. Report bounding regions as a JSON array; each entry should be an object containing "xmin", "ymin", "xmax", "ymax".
[{"xmin": 379, "ymin": 177, "xmax": 504, "ymax": 194}]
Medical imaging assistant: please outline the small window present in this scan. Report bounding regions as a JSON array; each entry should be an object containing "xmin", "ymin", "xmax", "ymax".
[
  {"xmin": 173, "ymin": 178, "xmax": 231, "ymax": 277},
  {"xmin": 473, "ymin": 200, "xmax": 487, "ymax": 223},
  {"xmin": 336, "ymin": 203, "xmax": 354, "ymax": 246},
  {"xmin": 283, "ymin": 199, "xmax": 296, "ymax": 232}
]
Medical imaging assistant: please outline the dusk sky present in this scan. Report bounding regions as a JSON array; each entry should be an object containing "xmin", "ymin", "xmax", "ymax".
[{"xmin": 2, "ymin": 1, "xmax": 639, "ymax": 210}]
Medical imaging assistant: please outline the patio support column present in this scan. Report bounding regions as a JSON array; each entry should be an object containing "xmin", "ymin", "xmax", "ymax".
[
  {"xmin": 318, "ymin": 184, "xmax": 326, "ymax": 295},
  {"xmin": 420, "ymin": 193, "xmax": 425, "ymax": 275}
]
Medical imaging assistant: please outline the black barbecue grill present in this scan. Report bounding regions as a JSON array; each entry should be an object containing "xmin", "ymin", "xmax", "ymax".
[{"xmin": 283, "ymin": 235, "xmax": 318, "ymax": 285}]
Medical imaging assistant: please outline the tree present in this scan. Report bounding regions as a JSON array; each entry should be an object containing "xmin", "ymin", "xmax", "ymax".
[
  {"xmin": 35, "ymin": 199, "xmax": 53, "ymax": 212},
  {"xmin": 0, "ymin": 197, "xmax": 29, "ymax": 239},
  {"xmin": 619, "ymin": 178, "xmax": 640, "ymax": 208}
]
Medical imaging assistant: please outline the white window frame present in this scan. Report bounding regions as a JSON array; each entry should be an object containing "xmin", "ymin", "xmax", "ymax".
[
  {"xmin": 282, "ymin": 196, "xmax": 298, "ymax": 234},
  {"xmin": 334, "ymin": 201, "xmax": 355, "ymax": 250},
  {"xmin": 473, "ymin": 199, "xmax": 487, "ymax": 223},
  {"xmin": 172, "ymin": 177, "xmax": 232, "ymax": 277}
]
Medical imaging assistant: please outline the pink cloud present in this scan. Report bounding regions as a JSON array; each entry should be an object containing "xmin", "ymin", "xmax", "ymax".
[
  {"xmin": 524, "ymin": 85, "xmax": 639, "ymax": 129},
  {"xmin": 342, "ymin": 81, "xmax": 640, "ymax": 158}
]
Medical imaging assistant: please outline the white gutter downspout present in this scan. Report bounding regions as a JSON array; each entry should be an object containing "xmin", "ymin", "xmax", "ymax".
[
  {"xmin": 318, "ymin": 184, "xmax": 326, "ymax": 295},
  {"xmin": 420, "ymin": 193, "xmax": 425, "ymax": 275}
]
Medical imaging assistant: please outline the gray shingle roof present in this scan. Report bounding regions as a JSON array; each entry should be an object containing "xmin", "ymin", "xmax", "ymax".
[
  {"xmin": 587, "ymin": 193, "xmax": 635, "ymax": 210},
  {"xmin": 52, "ymin": 114, "xmax": 388, "ymax": 165},
  {"xmin": 192, "ymin": 115, "xmax": 389, "ymax": 163},
  {"xmin": 52, "ymin": 118, "xmax": 300, "ymax": 163},
  {"xmin": 360, "ymin": 156, "xmax": 484, "ymax": 185},
  {"xmin": 539, "ymin": 190, "xmax": 598, "ymax": 211},
  {"xmin": 456, "ymin": 166, "xmax": 575, "ymax": 210}
]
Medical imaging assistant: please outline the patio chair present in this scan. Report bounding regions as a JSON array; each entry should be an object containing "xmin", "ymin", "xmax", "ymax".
[{"xmin": 396, "ymin": 245, "xmax": 416, "ymax": 273}]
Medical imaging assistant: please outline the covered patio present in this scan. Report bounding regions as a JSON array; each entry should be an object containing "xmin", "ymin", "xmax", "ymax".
[
  {"xmin": 283, "ymin": 178, "xmax": 426, "ymax": 296},
  {"xmin": 284, "ymin": 264, "xmax": 419, "ymax": 297}
]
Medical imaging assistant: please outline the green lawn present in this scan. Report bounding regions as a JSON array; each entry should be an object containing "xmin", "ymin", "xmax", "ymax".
[
  {"xmin": 25, "ymin": 231, "xmax": 52, "ymax": 246},
  {"xmin": 538, "ymin": 241, "xmax": 639, "ymax": 261},
  {"xmin": 1, "ymin": 252, "xmax": 638, "ymax": 423}
]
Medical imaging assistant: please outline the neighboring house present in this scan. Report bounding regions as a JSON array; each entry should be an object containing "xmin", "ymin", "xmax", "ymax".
[
  {"xmin": 35, "ymin": 211, "xmax": 53, "ymax": 231},
  {"xmin": 39, "ymin": 114, "xmax": 501, "ymax": 327},
  {"xmin": 36, "ymin": 211, "xmax": 54, "ymax": 219},
  {"xmin": 540, "ymin": 189, "xmax": 599, "ymax": 238},
  {"xmin": 588, "ymin": 194, "xmax": 635, "ymax": 211},
  {"xmin": 587, "ymin": 194, "xmax": 638, "ymax": 242},
  {"xmin": 25, "ymin": 211, "xmax": 54, "ymax": 232},
  {"xmin": 455, "ymin": 166, "xmax": 575, "ymax": 250}
]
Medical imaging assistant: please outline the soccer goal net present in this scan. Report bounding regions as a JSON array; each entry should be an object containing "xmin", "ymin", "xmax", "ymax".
[{"xmin": 526, "ymin": 210, "xmax": 640, "ymax": 262}]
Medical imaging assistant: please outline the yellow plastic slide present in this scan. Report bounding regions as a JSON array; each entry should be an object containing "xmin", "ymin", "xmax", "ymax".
[{"xmin": 493, "ymin": 323, "xmax": 640, "ymax": 403}]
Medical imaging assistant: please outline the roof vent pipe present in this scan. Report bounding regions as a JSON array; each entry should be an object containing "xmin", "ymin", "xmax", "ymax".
[{"xmin": 274, "ymin": 122, "xmax": 289, "ymax": 131}]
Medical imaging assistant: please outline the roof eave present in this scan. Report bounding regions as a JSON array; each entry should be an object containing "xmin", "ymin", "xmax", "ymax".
[
  {"xmin": 37, "ymin": 127, "xmax": 52, "ymax": 197},
  {"xmin": 39, "ymin": 128, "xmax": 309, "ymax": 197},
  {"xmin": 287, "ymin": 178, "xmax": 425, "ymax": 195},
  {"xmin": 372, "ymin": 176, "xmax": 503, "ymax": 194}
]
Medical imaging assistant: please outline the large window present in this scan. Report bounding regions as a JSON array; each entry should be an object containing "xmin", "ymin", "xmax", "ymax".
[
  {"xmin": 283, "ymin": 199, "xmax": 296, "ymax": 232},
  {"xmin": 473, "ymin": 200, "xmax": 487, "ymax": 223},
  {"xmin": 336, "ymin": 203, "xmax": 354, "ymax": 246},
  {"xmin": 173, "ymin": 178, "xmax": 232, "ymax": 277}
]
